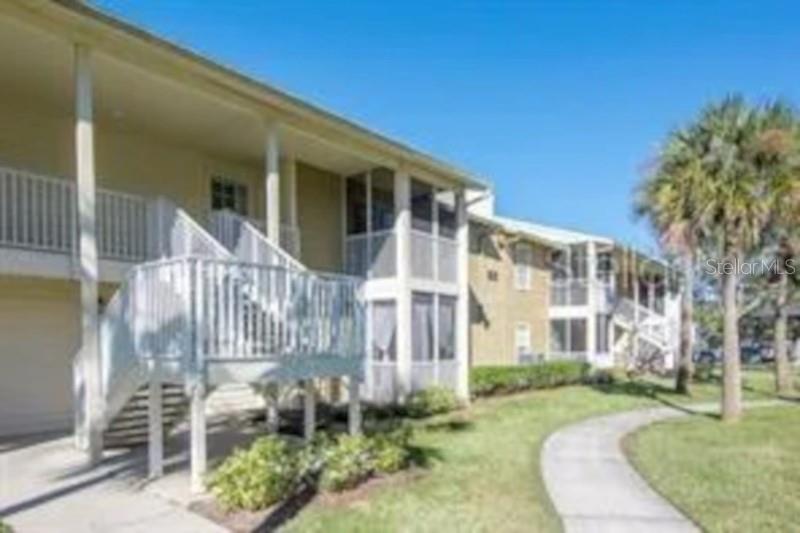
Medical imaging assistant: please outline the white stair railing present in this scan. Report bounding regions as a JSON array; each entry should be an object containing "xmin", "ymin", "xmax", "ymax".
[
  {"xmin": 150, "ymin": 199, "xmax": 232, "ymax": 260},
  {"xmin": 80, "ymin": 199, "xmax": 236, "ymax": 427},
  {"xmin": 194, "ymin": 259, "xmax": 364, "ymax": 362},
  {"xmin": 91, "ymin": 257, "xmax": 365, "ymax": 426},
  {"xmin": 100, "ymin": 259, "xmax": 192, "ymax": 424},
  {"xmin": 209, "ymin": 209, "xmax": 305, "ymax": 271},
  {"xmin": 615, "ymin": 297, "xmax": 667, "ymax": 345}
]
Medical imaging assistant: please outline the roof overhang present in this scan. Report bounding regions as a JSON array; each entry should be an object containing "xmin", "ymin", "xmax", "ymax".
[{"xmin": 4, "ymin": 0, "xmax": 489, "ymax": 190}]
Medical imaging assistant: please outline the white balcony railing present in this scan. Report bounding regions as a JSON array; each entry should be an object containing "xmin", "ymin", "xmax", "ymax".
[
  {"xmin": 410, "ymin": 360, "xmax": 458, "ymax": 392},
  {"xmin": 0, "ymin": 166, "xmax": 149, "ymax": 262},
  {"xmin": 550, "ymin": 279, "xmax": 589, "ymax": 306},
  {"xmin": 345, "ymin": 230, "xmax": 396, "ymax": 279},
  {"xmin": 410, "ymin": 230, "xmax": 457, "ymax": 283}
]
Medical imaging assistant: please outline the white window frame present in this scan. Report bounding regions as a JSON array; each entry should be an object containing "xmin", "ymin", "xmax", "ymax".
[
  {"xmin": 514, "ymin": 242, "xmax": 533, "ymax": 291},
  {"xmin": 515, "ymin": 322, "xmax": 532, "ymax": 359}
]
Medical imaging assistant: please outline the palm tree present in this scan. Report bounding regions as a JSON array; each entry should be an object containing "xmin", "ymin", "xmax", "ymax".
[
  {"xmin": 698, "ymin": 96, "xmax": 772, "ymax": 422},
  {"xmin": 636, "ymin": 128, "xmax": 712, "ymax": 394},
  {"xmin": 755, "ymin": 102, "xmax": 800, "ymax": 396}
]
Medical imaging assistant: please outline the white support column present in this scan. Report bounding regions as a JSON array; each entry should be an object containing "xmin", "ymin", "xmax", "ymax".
[
  {"xmin": 348, "ymin": 374, "xmax": 362, "ymax": 435},
  {"xmin": 303, "ymin": 380, "xmax": 316, "ymax": 442},
  {"xmin": 394, "ymin": 169, "xmax": 412, "ymax": 399},
  {"xmin": 265, "ymin": 124, "xmax": 280, "ymax": 243},
  {"xmin": 586, "ymin": 241, "xmax": 597, "ymax": 365},
  {"xmin": 148, "ymin": 362, "xmax": 163, "ymax": 478},
  {"xmin": 74, "ymin": 43, "xmax": 103, "ymax": 463},
  {"xmin": 190, "ymin": 382, "xmax": 207, "ymax": 494},
  {"xmin": 455, "ymin": 190, "xmax": 470, "ymax": 401}
]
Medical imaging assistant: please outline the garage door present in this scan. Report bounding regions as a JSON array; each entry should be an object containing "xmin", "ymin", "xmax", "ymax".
[{"xmin": 0, "ymin": 278, "xmax": 79, "ymax": 436}]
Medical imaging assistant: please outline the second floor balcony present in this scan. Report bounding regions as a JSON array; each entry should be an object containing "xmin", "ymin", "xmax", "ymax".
[{"xmin": 0, "ymin": 166, "xmax": 151, "ymax": 281}]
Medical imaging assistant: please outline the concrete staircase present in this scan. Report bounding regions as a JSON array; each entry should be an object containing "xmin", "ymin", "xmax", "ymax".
[{"xmin": 103, "ymin": 383, "xmax": 188, "ymax": 448}]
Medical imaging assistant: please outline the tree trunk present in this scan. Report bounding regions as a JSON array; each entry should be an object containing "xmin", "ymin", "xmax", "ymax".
[
  {"xmin": 675, "ymin": 253, "xmax": 695, "ymax": 394},
  {"xmin": 721, "ymin": 258, "xmax": 742, "ymax": 422},
  {"xmin": 774, "ymin": 253, "xmax": 793, "ymax": 396}
]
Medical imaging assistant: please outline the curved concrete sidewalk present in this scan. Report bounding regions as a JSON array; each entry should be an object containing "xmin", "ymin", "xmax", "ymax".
[{"xmin": 542, "ymin": 401, "xmax": 785, "ymax": 533}]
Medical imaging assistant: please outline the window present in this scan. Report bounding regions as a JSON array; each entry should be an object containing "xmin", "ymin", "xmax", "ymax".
[
  {"xmin": 549, "ymin": 318, "xmax": 587, "ymax": 355},
  {"xmin": 412, "ymin": 292, "xmax": 435, "ymax": 361},
  {"xmin": 569, "ymin": 244, "xmax": 588, "ymax": 279},
  {"xmin": 371, "ymin": 168, "xmax": 395, "ymax": 232},
  {"xmin": 596, "ymin": 313, "xmax": 610, "ymax": 353},
  {"xmin": 371, "ymin": 300, "xmax": 397, "ymax": 362},
  {"xmin": 411, "ymin": 179, "xmax": 434, "ymax": 233},
  {"xmin": 211, "ymin": 176, "xmax": 249, "ymax": 216},
  {"xmin": 597, "ymin": 252, "xmax": 613, "ymax": 282},
  {"xmin": 436, "ymin": 190, "xmax": 457, "ymax": 240},
  {"xmin": 438, "ymin": 295, "xmax": 457, "ymax": 360},
  {"xmin": 550, "ymin": 319, "xmax": 568, "ymax": 353},
  {"xmin": 346, "ymin": 173, "xmax": 368, "ymax": 235},
  {"xmin": 515, "ymin": 323, "xmax": 532, "ymax": 361},
  {"xmin": 514, "ymin": 242, "xmax": 534, "ymax": 290},
  {"xmin": 550, "ymin": 249, "xmax": 568, "ymax": 280},
  {"xmin": 570, "ymin": 318, "xmax": 587, "ymax": 352}
]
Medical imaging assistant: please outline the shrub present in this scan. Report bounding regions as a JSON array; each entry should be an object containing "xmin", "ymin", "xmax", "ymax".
[
  {"xmin": 406, "ymin": 386, "xmax": 460, "ymax": 418},
  {"xmin": 0, "ymin": 521, "xmax": 12, "ymax": 533},
  {"xmin": 370, "ymin": 426, "xmax": 412, "ymax": 474},
  {"xmin": 470, "ymin": 361, "xmax": 589, "ymax": 397},
  {"xmin": 208, "ymin": 436, "xmax": 299, "ymax": 511},
  {"xmin": 318, "ymin": 434, "xmax": 375, "ymax": 492},
  {"xmin": 584, "ymin": 367, "xmax": 627, "ymax": 385},
  {"xmin": 209, "ymin": 426, "xmax": 417, "ymax": 506}
]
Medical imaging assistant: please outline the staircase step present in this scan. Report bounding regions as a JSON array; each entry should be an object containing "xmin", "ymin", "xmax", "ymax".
[
  {"xmin": 105, "ymin": 413, "xmax": 185, "ymax": 432},
  {"xmin": 102, "ymin": 383, "xmax": 189, "ymax": 450},
  {"xmin": 113, "ymin": 404, "xmax": 187, "ymax": 420}
]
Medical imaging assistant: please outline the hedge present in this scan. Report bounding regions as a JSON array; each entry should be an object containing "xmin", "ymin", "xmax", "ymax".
[
  {"xmin": 405, "ymin": 386, "xmax": 460, "ymax": 418},
  {"xmin": 470, "ymin": 360, "xmax": 590, "ymax": 397}
]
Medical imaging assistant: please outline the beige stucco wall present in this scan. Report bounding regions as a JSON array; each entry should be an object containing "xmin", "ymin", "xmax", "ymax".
[
  {"xmin": 469, "ymin": 221, "xmax": 551, "ymax": 366},
  {"xmin": 296, "ymin": 162, "xmax": 343, "ymax": 272},
  {"xmin": 0, "ymin": 276, "xmax": 80, "ymax": 435},
  {"xmin": 0, "ymin": 94, "xmax": 349, "ymax": 433},
  {"xmin": 0, "ymin": 95, "xmax": 344, "ymax": 270},
  {"xmin": 0, "ymin": 95, "xmax": 263, "ymax": 224}
]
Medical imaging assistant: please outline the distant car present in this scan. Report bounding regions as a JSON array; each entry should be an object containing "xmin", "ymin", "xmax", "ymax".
[
  {"xmin": 759, "ymin": 346, "xmax": 775, "ymax": 363},
  {"xmin": 694, "ymin": 349, "xmax": 720, "ymax": 365},
  {"xmin": 740, "ymin": 346, "xmax": 762, "ymax": 365},
  {"xmin": 696, "ymin": 346, "xmax": 772, "ymax": 365}
]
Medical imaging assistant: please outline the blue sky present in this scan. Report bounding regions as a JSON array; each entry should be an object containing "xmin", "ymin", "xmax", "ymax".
[{"xmin": 93, "ymin": 1, "xmax": 800, "ymax": 250}]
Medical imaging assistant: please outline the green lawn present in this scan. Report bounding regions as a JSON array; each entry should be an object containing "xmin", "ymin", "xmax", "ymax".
[
  {"xmin": 627, "ymin": 404, "xmax": 800, "ymax": 533},
  {"xmin": 283, "ymin": 370, "xmax": 784, "ymax": 533}
]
